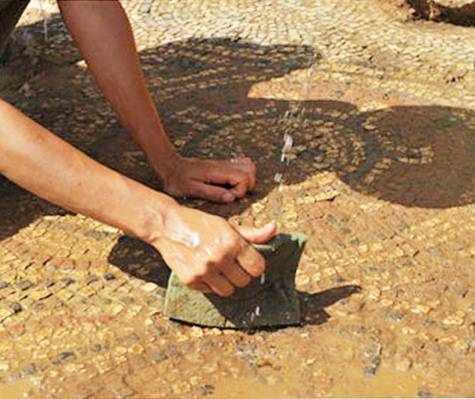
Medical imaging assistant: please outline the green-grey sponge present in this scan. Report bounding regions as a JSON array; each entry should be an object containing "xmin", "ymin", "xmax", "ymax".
[{"xmin": 164, "ymin": 233, "xmax": 307, "ymax": 329}]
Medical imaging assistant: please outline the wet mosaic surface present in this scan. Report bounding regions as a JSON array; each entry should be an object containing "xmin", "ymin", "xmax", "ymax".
[{"xmin": 1, "ymin": 0, "xmax": 475, "ymax": 397}]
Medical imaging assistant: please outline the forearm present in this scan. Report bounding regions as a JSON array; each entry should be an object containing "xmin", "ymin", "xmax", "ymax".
[
  {"xmin": 0, "ymin": 99, "xmax": 175, "ymax": 242},
  {"xmin": 58, "ymin": 0, "xmax": 177, "ymax": 172}
]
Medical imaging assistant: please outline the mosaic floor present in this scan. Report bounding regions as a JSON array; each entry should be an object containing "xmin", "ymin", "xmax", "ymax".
[{"xmin": 0, "ymin": 0, "xmax": 474, "ymax": 397}]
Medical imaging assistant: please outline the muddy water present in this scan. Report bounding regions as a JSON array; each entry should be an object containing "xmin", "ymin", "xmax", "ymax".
[
  {"xmin": 330, "ymin": 366, "xmax": 422, "ymax": 397},
  {"xmin": 205, "ymin": 326, "xmax": 431, "ymax": 398},
  {"xmin": 212, "ymin": 377, "xmax": 296, "ymax": 399},
  {"xmin": 0, "ymin": 380, "xmax": 32, "ymax": 399},
  {"xmin": 211, "ymin": 367, "xmax": 422, "ymax": 398}
]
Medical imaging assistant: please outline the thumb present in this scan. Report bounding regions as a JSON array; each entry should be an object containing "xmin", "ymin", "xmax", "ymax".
[{"xmin": 236, "ymin": 222, "xmax": 277, "ymax": 244}]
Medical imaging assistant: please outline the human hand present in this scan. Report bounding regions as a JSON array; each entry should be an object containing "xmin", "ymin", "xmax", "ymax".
[
  {"xmin": 155, "ymin": 156, "xmax": 256, "ymax": 203},
  {"xmin": 150, "ymin": 204, "xmax": 276, "ymax": 296}
]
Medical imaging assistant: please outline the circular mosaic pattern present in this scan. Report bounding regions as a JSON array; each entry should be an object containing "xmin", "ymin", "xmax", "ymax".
[{"xmin": 0, "ymin": 1, "xmax": 474, "ymax": 398}]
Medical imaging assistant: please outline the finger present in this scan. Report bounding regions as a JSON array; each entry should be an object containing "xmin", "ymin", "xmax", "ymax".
[
  {"xmin": 247, "ymin": 159, "xmax": 257, "ymax": 191},
  {"xmin": 189, "ymin": 182, "xmax": 235, "ymax": 203},
  {"xmin": 229, "ymin": 178, "xmax": 248, "ymax": 199},
  {"xmin": 234, "ymin": 158, "xmax": 256, "ymax": 191},
  {"xmin": 187, "ymin": 281, "xmax": 212, "ymax": 293},
  {"xmin": 205, "ymin": 272, "xmax": 235, "ymax": 297},
  {"xmin": 206, "ymin": 167, "xmax": 250, "ymax": 198},
  {"xmin": 236, "ymin": 243, "xmax": 266, "ymax": 278},
  {"xmin": 236, "ymin": 222, "xmax": 277, "ymax": 244},
  {"xmin": 220, "ymin": 260, "xmax": 252, "ymax": 288}
]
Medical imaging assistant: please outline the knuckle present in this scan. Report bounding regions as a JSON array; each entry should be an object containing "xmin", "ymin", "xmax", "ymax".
[
  {"xmin": 208, "ymin": 252, "xmax": 226, "ymax": 267},
  {"xmin": 235, "ymin": 187, "xmax": 246, "ymax": 198},
  {"xmin": 235, "ymin": 275, "xmax": 251, "ymax": 288},
  {"xmin": 234, "ymin": 169, "xmax": 245, "ymax": 180},
  {"xmin": 186, "ymin": 265, "xmax": 209, "ymax": 282},
  {"xmin": 251, "ymin": 256, "xmax": 266, "ymax": 277},
  {"xmin": 222, "ymin": 237, "xmax": 241, "ymax": 255},
  {"xmin": 197, "ymin": 263, "xmax": 211, "ymax": 277},
  {"xmin": 230, "ymin": 236, "xmax": 242, "ymax": 250},
  {"xmin": 243, "ymin": 158, "xmax": 256, "ymax": 173}
]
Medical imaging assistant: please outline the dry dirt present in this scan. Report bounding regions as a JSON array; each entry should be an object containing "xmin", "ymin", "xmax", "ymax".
[{"xmin": 379, "ymin": 0, "xmax": 475, "ymax": 25}]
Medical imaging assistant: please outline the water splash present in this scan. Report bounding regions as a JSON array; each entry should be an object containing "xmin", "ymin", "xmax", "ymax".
[
  {"xmin": 39, "ymin": 0, "xmax": 49, "ymax": 41},
  {"xmin": 254, "ymin": 50, "xmax": 318, "ymax": 317},
  {"xmin": 274, "ymin": 49, "xmax": 318, "ymax": 206}
]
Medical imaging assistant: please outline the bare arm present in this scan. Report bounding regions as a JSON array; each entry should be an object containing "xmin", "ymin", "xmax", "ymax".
[
  {"xmin": 0, "ymin": 99, "xmax": 275, "ymax": 296},
  {"xmin": 57, "ymin": 0, "xmax": 176, "ymax": 174},
  {"xmin": 58, "ymin": 0, "xmax": 256, "ymax": 203},
  {"xmin": 0, "ymin": 98, "xmax": 173, "ymax": 241}
]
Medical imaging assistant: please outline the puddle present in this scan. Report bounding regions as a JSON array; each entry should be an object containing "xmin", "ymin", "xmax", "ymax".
[
  {"xmin": 210, "ymin": 376, "xmax": 296, "ymax": 399},
  {"xmin": 209, "ymin": 365, "xmax": 422, "ymax": 398},
  {"xmin": 329, "ymin": 365, "xmax": 422, "ymax": 398},
  {"xmin": 0, "ymin": 380, "xmax": 32, "ymax": 399}
]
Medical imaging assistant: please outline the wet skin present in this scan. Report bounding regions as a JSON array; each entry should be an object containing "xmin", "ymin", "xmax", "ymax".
[{"xmin": 0, "ymin": 0, "xmax": 276, "ymax": 296}]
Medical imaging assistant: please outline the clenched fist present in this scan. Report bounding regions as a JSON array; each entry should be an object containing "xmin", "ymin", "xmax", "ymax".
[{"xmin": 150, "ymin": 204, "xmax": 276, "ymax": 296}]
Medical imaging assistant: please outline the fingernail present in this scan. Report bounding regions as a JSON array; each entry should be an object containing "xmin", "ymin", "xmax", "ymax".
[{"xmin": 222, "ymin": 192, "xmax": 234, "ymax": 202}]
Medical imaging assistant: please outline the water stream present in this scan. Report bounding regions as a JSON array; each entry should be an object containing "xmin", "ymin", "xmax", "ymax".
[{"xmin": 253, "ymin": 49, "xmax": 318, "ymax": 319}]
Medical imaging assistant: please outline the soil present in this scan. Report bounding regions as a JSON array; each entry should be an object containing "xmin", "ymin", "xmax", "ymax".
[{"xmin": 379, "ymin": 0, "xmax": 475, "ymax": 25}]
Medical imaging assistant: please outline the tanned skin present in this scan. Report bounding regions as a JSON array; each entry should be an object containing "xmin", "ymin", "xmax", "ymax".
[{"xmin": 0, "ymin": 1, "xmax": 276, "ymax": 296}]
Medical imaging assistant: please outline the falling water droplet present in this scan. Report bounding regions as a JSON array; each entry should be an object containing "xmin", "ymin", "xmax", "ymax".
[{"xmin": 283, "ymin": 134, "xmax": 294, "ymax": 153}]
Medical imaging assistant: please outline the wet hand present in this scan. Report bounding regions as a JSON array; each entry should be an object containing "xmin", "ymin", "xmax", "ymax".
[
  {"xmin": 156, "ymin": 156, "xmax": 256, "ymax": 203},
  {"xmin": 151, "ymin": 205, "xmax": 276, "ymax": 296}
]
